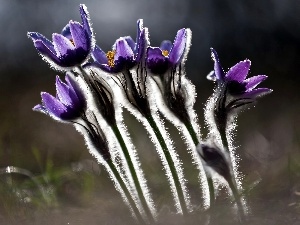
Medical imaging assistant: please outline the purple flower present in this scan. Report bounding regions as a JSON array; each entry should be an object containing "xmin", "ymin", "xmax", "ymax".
[
  {"xmin": 146, "ymin": 28, "xmax": 188, "ymax": 75},
  {"xmin": 91, "ymin": 19, "xmax": 146, "ymax": 73},
  {"xmin": 28, "ymin": 4, "xmax": 94, "ymax": 70},
  {"xmin": 210, "ymin": 48, "xmax": 272, "ymax": 98},
  {"xmin": 34, "ymin": 74, "xmax": 85, "ymax": 120}
]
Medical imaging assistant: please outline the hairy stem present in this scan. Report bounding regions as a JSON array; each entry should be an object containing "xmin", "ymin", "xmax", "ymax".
[
  {"xmin": 146, "ymin": 115, "xmax": 188, "ymax": 215},
  {"xmin": 112, "ymin": 125, "xmax": 155, "ymax": 223},
  {"xmin": 227, "ymin": 177, "xmax": 246, "ymax": 223},
  {"xmin": 219, "ymin": 128, "xmax": 245, "ymax": 222},
  {"xmin": 107, "ymin": 160, "xmax": 146, "ymax": 224},
  {"xmin": 184, "ymin": 121, "xmax": 216, "ymax": 209}
]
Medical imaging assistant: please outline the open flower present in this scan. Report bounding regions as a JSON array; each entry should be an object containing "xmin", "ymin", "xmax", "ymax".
[
  {"xmin": 34, "ymin": 73, "xmax": 85, "ymax": 120},
  {"xmin": 91, "ymin": 20, "xmax": 146, "ymax": 73},
  {"xmin": 210, "ymin": 48, "xmax": 272, "ymax": 98},
  {"xmin": 146, "ymin": 28, "xmax": 188, "ymax": 75},
  {"xmin": 146, "ymin": 28, "xmax": 192, "ymax": 124},
  {"xmin": 28, "ymin": 4, "xmax": 94, "ymax": 70}
]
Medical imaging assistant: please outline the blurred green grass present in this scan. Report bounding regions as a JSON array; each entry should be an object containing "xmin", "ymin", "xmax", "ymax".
[{"xmin": 0, "ymin": 110, "xmax": 299, "ymax": 224}]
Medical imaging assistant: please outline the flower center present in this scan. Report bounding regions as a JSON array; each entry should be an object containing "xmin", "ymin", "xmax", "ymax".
[
  {"xmin": 106, "ymin": 50, "xmax": 116, "ymax": 67},
  {"xmin": 227, "ymin": 80, "xmax": 247, "ymax": 95},
  {"xmin": 162, "ymin": 50, "xmax": 169, "ymax": 57}
]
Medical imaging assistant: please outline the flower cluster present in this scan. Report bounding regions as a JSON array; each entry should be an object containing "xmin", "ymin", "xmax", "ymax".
[{"xmin": 29, "ymin": 4, "xmax": 272, "ymax": 224}]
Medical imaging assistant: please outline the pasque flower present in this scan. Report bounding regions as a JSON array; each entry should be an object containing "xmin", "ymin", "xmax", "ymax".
[
  {"xmin": 146, "ymin": 28, "xmax": 188, "ymax": 75},
  {"xmin": 91, "ymin": 20, "xmax": 145, "ymax": 73},
  {"xmin": 28, "ymin": 4, "xmax": 94, "ymax": 70},
  {"xmin": 210, "ymin": 48, "xmax": 272, "ymax": 98},
  {"xmin": 33, "ymin": 73, "xmax": 85, "ymax": 120},
  {"xmin": 207, "ymin": 48, "xmax": 272, "ymax": 134},
  {"xmin": 146, "ymin": 28, "xmax": 192, "ymax": 125},
  {"xmin": 91, "ymin": 19, "xmax": 153, "ymax": 117}
]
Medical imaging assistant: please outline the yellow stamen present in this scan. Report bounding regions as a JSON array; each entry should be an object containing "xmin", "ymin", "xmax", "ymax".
[
  {"xmin": 106, "ymin": 50, "xmax": 116, "ymax": 67},
  {"xmin": 162, "ymin": 50, "xmax": 169, "ymax": 57},
  {"xmin": 70, "ymin": 39, "xmax": 75, "ymax": 46}
]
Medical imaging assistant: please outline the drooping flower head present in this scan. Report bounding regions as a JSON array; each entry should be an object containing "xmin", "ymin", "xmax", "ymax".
[
  {"xmin": 28, "ymin": 4, "xmax": 94, "ymax": 70},
  {"xmin": 196, "ymin": 142, "xmax": 246, "ymax": 220},
  {"xmin": 210, "ymin": 48, "xmax": 272, "ymax": 98},
  {"xmin": 34, "ymin": 73, "xmax": 86, "ymax": 121},
  {"xmin": 196, "ymin": 143, "xmax": 231, "ymax": 180},
  {"xmin": 146, "ymin": 28, "xmax": 189, "ymax": 75},
  {"xmin": 91, "ymin": 19, "xmax": 146, "ymax": 73}
]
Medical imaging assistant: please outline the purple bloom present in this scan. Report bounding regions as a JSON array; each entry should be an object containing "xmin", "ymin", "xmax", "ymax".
[
  {"xmin": 34, "ymin": 74, "xmax": 85, "ymax": 120},
  {"xmin": 28, "ymin": 4, "xmax": 94, "ymax": 70},
  {"xmin": 210, "ymin": 48, "xmax": 272, "ymax": 98},
  {"xmin": 91, "ymin": 19, "xmax": 146, "ymax": 73},
  {"xmin": 146, "ymin": 28, "xmax": 188, "ymax": 74}
]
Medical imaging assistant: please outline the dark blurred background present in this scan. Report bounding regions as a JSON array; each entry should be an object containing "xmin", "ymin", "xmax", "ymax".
[{"xmin": 0, "ymin": 0, "xmax": 300, "ymax": 224}]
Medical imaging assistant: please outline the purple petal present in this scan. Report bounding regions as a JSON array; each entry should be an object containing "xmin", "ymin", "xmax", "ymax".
[
  {"xmin": 114, "ymin": 38, "xmax": 134, "ymax": 61},
  {"xmin": 146, "ymin": 47, "xmax": 169, "ymax": 74},
  {"xmin": 206, "ymin": 71, "xmax": 217, "ymax": 81},
  {"xmin": 244, "ymin": 75, "xmax": 268, "ymax": 90},
  {"xmin": 69, "ymin": 21, "xmax": 89, "ymax": 51},
  {"xmin": 169, "ymin": 28, "xmax": 187, "ymax": 64},
  {"xmin": 226, "ymin": 60, "xmax": 251, "ymax": 82},
  {"xmin": 124, "ymin": 36, "xmax": 135, "ymax": 51},
  {"xmin": 241, "ymin": 88, "xmax": 272, "ymax": 98},
  {"xmin": 147, "ymin": 47, "xmax": 165, "ymax": 62},
  {"xmin": 136, "ymin": 19, "xmax": 143, "ymax": 45},
  {"xmin": 160, "ymin": 40, "xmax": 172, "ymax": 52},
  {"xmin": 41, "ymin": 92, "xmax": 68, "ymax": 119},
  {"xmin": 92, "ymin": 45, "xmax": 108, "ymax": 64},
  {"xmin": 92, "ymin": 62, "xmax": 115, "ymax": 73},
  {"xmin": 135, "ymin": 29, "xmax": 146, "ymax": 63},
  {"xmin": 28, "ymin": 32, "xmax": 56, "ymax": 53},
  {"xmin": 79, "ymin": 4, "xmax": 92, "ymax": 39},
  {"xmin": 33, "ymin": 104, "xmax": 47, "ymax": 114},
  {"xmin": 65, "ymin": 74, "xmax": 85, "ymax": 106},
  {"xmin": 52, "ymin": 33, "xmax": 75, "ymax": 58},
  {"xmin": 61, "ymin": 24, "xmax": 72, "ymax": 40},
  {"xmin": 33, "ymin": 39, "xmax": 62, "ymax": 65},
  {"xmin": 55, "ymin": 76, "xmax": 74, "ymax": 106},
  {"xmin": 136, "ymin": 29, "xmax": 146, "ymax": 62},
  {"xmin": 210, "ymin": 48, "xmax": 225, "ymax": 80}
]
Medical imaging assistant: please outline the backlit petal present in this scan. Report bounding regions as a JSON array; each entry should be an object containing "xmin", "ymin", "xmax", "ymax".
[
  {"xmin": 92, "ymin": 45, "xmax": 108, "ymax": 64},
  {"xmin": 55, "ymin": 76, "xmax": 74, "ymax": 106},
  {"xmin": 244, "ymin": 75, "xmax": 268, "ymax": 91},
  {"xmin": 124, "ymin": 36, "xmax": 135, "ymax": 52},
  {"xmin": 33, "ymin": 40, "xmax": 61, "ymax": 65},
  {"xmin": 79, "ymin": 4, "xmax": 92, "ymax": 39},
  {"xmin": 61, "ymin": 24, "xmax": 72, "ymax": 40},
  {"xmin": 52, "ymin": 33, "xmax": 75, "ymax": 58},
  {"xmin": 160, "ymin": 40, "xmax": 172, "ymax": 52},
  {"xmin": 226, "ymin": 60, "xmax": 251, "ymax": 82},
  {"xmin": 114, "ymin": 38, "xmax": 134, "ymax": 60},
  {"xmin": 41, "ymin": 92, "xmax": 68, "ymax": 119},
  {"xmin": 28, "ymin": 32, "xmax": 56, "ymax": 53},
  {"xmin": 146, "ymin": 47, "xmax": 169, "ymax": 74},
  {"xmin": 69, "ymin": 21, "xmax": 89, "ymax": 51},
  {"xmin": 169, "ymin": 28, "xmax": 187, "ymax": 64},
  {"xmin": 210, "ymin": 48, "xmax": 225, "ymax": 80}
]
